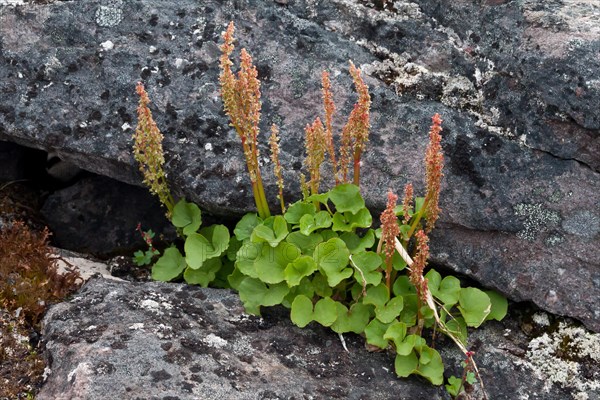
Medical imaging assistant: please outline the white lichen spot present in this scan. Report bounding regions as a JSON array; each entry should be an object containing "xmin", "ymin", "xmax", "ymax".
[
  {"xmin": 149, "ymin": 46, "xmax": 158, "ymax": 54},
  {"xmin": 203, "ymin": 333, "xmax": 227, "ymax": 348},
  {"xmin": 174, "ymin": 58, "xmax": 184, "ymax": 69},
  {"xmin": 100, "ymin": 40, "xmax": 114, "ymax": 51},
  {"xmin": 204, "ymin": 143, "xmax": 213, "ymax": 151},
  {"xmin": 95, "ymin": 1, "xmax": 123, "ymax": 27},
  {"xmin": 522, "ymin": 322, "xmax": 600, "ymax": 397},
  {"xmin": 532, "ymin": 312, "xmax": 551, "ymax": 327},
  {"xmin": 84, "ymin": 325, "xmax": 98, "ymax": 331},
  {"xmin": 139, "ymin": 299, "xmax": 160, "ymax": 311},
  {"xmin": 514, "ymin": 203, "xmax": 561, "ymax": 241},
  {"xmin": 121, "ymin": 122, "xmax": 132, "ymax": 131},
  {"xmin": 128, "ymin": 322, "xmax": 145, "ymax": 330},
  {"xmin": 67, "ymin": 362, "xmax": 92, "ymax": 383}
]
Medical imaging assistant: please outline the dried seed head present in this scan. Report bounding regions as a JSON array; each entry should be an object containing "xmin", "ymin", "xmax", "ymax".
[{"xmin": 425, "ymin": 113, "xmax": 444, "ymax": 233}]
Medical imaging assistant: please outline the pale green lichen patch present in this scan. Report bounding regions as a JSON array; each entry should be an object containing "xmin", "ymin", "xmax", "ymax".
[
  {"xmin": 514, "ymin": 203, "xmax": 561, "ymax": 241},
  {"xmin": 523, "ymin": 322, "xmax": 600, "ymax": 399},
  {"xmin": 95, "ymin": 0, "xmax": 123, "ymax": 27}
]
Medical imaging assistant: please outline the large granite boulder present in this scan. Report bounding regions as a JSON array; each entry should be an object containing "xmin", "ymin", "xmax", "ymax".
[
  {"xmin": 38, "ymin": 276, "xmax": 600, "ymax": 400},
  {"xmin": 0, "ymin": 1, "xmax": 598, "ymax": 332}
]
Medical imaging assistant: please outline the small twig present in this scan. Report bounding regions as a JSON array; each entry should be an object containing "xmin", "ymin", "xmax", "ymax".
[{"xmin": 0, "ymin": 179, "xmax": 29, "ymax": 192}]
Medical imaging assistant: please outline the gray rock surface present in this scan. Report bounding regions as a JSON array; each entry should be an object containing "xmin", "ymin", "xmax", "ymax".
[
  {"xmin": 0, "ymin": 1, "xmax": 598, "ymax": 331},
  {"xmin": 39, "ymin": 276, "xmax": 600, "ymax": 400}
]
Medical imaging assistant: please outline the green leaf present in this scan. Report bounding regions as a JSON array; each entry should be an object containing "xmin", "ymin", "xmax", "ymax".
[
  {"xmin": 331, "ymin": 302, "xmax": 371, "ymax": 334},
  {"xmin": 394, "ymin": 351, "xmax": 418, "ymax": 378},
  {"xmin": 284, "ymin": 255, "xmax": 318, "ymax": 287},
  {"xmin": 339, "ymin": 230, "xmax": 375, "ymax": 254},
  {"xmin": 312, "ymin": 273, "xmax": 333, "ymax": 297},
  {"xmin": 299, "ymin": 211, "xmax": 332, "ymax": 235},
  {"xmin": 458, "ymin": 287, "xmax": 491, "ymax": 327},
  {"xmin": 314, "ymin": 238, "xmax": 352, "ymax": 287},
  {"xmin": 364, "ymin": 319, "xmax": 391, "ymax": 349},
  {"xmin": 226, "ymin": 236, "xmax": 243, "ymax": 261},
  {"xmin": 398, "ymin": 294, "xmax": 418, "ymax": 326},
  {"xmin": 415, "ymin": 346, "xmax": 444, "ymax": 385},
  {"xmin": 238, "ymin": 277, "xmax": 290, "ymax": 313},
  {"xmin": 151, "ymin": 247, "xmax": 186, "ymax": 281},
  {"xmin": 285, "ymin": 232, "xmax": 323, "ymax": 255},
  {"xmin": 383, "ymin": 320, "xmax": 407, "ymax": 348},
  {"xmin": 320, "ymin": 230, "xmax": 338, "ymax": 241},
  {"xmin": 414, "ymin": 197, "xmax": 425, "ymax": 214},
  {"xmin": 305, "ymin": 192, "xmax": 330, "ymax": 206},
  {"xmin": 284, "ymin": 202, "xmax": 316, "ymax": 225},
  {"xmin": 255, "ymin": 242, "xmax": 301, "ymax": 284},
  {"xmin": 375, "ymin": 296, "xmax": 404, "ymax": 324},
  {"xmin": 235, "ymin": 242, "xmax": 261, "ymax": 278},
  {"xmin": 185, "ymin": 225, "xmax": 230, "ymax": 269},
  {"xmin": 445, "ymin": 376, "xmax": 463, "ymax": 397},
  {"xmin": 172, "ymin": 199, "xmax": 202, "ymax": 235},
  {"xmin": 291, "ymin": 294, "xmax": 314, "ymax": 328},
  {"xmin": 391, "ymin": 251, "xmax": 407, "ymax": 271},
  {"xmin": 393, "ymin": 275, "xmax": 416, "ymax": 296},
  {"xmin": 234, "ymin": 213, "xmax": 261, "ymax": 241},
  {"xmin": 364, "ymin": 284, "xmax": 390, "ymax": 308},
  {"xmin": 313, "ymin": 297, "xmax": 338, "ymax": 326},
  {"xmin": 427, "ymin": 269, "xmax": 460, "ymax": 306},
  {"xmin": 332, "ymin": 208, "xmax": 372, "ymax": 232},
  {"xmin": 437, "ymin": 276, "xmax": 461, "ymax": 306},
  {"xmin": 396, "ymin": 334, "xmax": 422, "ymax": 356},
  {"xmin": 485, "ymin": 290, "xmax": 508, "ymax": 321},
  {"xmin": 329, "ymin": 184, "xmax": 365, "ymax": 214},
  {"xmin": 443, "ymin": 316, "xmax": 467, "ymax": 346},
  {"xmin": 252, "ymin": 215, "xmax": 289, "ymax": 247},
  {"xmin": 351, "ymin": 251, "xmax": 383, "ymax": 287},
  {"xmin": 183, "ymin": 258, "xmax": 222, "ymax": 286}
]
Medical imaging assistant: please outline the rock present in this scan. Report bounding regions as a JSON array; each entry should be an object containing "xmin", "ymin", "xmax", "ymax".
[
  {"xmin": 0, "ymin": 1, "xmax": 598, "ymax": 331},
  {"xmin": 40, "ymin": 175, "xmax": 175, "ymax": 257},
  {"xmin": 39, "ymin": 276, "xmax": 600, "ymax": 400}
]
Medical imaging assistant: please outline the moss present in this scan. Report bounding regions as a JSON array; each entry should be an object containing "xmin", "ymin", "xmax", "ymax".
[{"xmin": 0, "ymin": 221, "xmax": 82, "ymax": 326}]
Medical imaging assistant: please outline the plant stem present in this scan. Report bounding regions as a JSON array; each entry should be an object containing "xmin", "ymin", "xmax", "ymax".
[{"xmin": 353, "ymin": 150, "xmax": 361, "ymax": 186}]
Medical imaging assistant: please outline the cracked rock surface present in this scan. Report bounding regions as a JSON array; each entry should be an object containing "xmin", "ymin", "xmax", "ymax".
[
  {"xmin": 0, "ymin": 0, "xmax": 598, "ymax": 331},
  {"xmin": 39, "ymin": 276, "xmax": 600, "ymax": 400}
]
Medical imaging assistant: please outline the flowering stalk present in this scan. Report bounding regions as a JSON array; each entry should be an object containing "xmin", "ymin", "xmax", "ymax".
[
  {"xmin": 269, "ymin": 124, "xmax": 285, "ymax": 213},
  {"xmin": 379, "ymin": 191, "xmax": 400, "ymax": 292},
  {"xmin": 321, "ymin": 71, "xmax": 338, "ymax": 184},
  {"xmin": 339, "ymin": 62, "xmax": 371, "ymax": 186},
  {"xmin": 219, "ymin": 22, "xmax": 271, "ymax": 219},
  {"xmin": 406, "ymin": 113, "xmax": 444, "ymax": 237},
  {"xmin": 410, "ymin": 229, "xmax": 430, "ymax": 334},
  {"xmin": 402, "ymin": 183, "xmax": 414, "ymax": 226},
  {"xmin": 304, "ymin": 117, "xmax": 327, "ymax": 197},
  {"xmin": 134, "ymin": 82, "xmax": 175, "ymax": 217}
]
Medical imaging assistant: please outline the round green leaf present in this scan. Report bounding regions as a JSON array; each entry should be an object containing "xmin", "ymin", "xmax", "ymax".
[
  {"xmin": 284, "ymin": 202, "xmax": 316, "ymax": 224},
  {"xmin": 329, "ymin": 184, "xmax": 365, "ymax": 214},
  {"xmin": 364, "ymin": 284, "xmax": 390, "ymax": 308},
  {"xmin": 332, "ymin": 208, "xmax": 372, "ymax": 232},
  {"xmin": 458, "ymin": 287, "xmax": 491, "ymax": 327},
  {"xmin": 351, "ymin": 251, "xmax": 383, "ymax": 287},
  {"xmin": 185, "ymin": 233, "xmax": 213, "ymax": 269},
  {"xmin": 364, "ymin": 319, "xmax": 391, "ymax": 349},
  {"xmin": 394, "ymin": 351, "xmax": 418, "ymax": 378},
  {"xmin": 291, "ymin": 294, "xmax": 314, "ymax": 328},
  {"xmin": 286, "ymin": 232, "xmax": 323, "ymax": 255},
  {"xmin": 331, "ymin": 302, "xmax": 371, "ymax": 334},
  {"xmin": 151, "ymin": 247, "xmax": 186, "ymax": 281},
  {"xmin": 375, "ymin": 296, "xmax": 404, "ymax": 324},
  {"xmin": 313, "ymin": 297, "xmax": 338, "ymax": 327},
  {"xmin": 383, "ymin": 320, "xmax": 407, "ymax": 348},
  {"xmin": 172, "ymin": 199, "xmax": 202, "ymax": 235},
  {"xmin": 340, "ymin": 230, "xmax": 375, "ymax": 254},
  {"xmin": 183, "ymin": 258, "xmax": 222, "ymax": 286},
  {"xmin": 255, "ymin": 242, "xmax": 301, "ymax": 284},
  {"xmin": 234, "ymin": 213, "xmax": 261, "ymax": 241},
  {"xmin": 314, "ymin": 238, "xmax": 352, "ymax": 287},
  {"xmin": 238, "ymin": 277, "xmax": 290, "ymax": 312},
  {"xmin": 284, "ymin": 255, "xmax": 318, "ymax": 287},
  {"xmin": 485, "ymin": 290, "xmax": 508, "ymax": 321},
  {"xmin": 415, "ymin": 346, "xmax": 444, "ymax": 385}
]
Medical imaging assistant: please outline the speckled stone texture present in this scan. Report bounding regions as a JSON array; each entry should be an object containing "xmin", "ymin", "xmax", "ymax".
[
  {"xmin": 39, "ymin": 277, "xmax": 598, "ymax": 400},
  {"xmin": 0, "ymin": 1, "xmax": 598, "ymax": 331}
]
